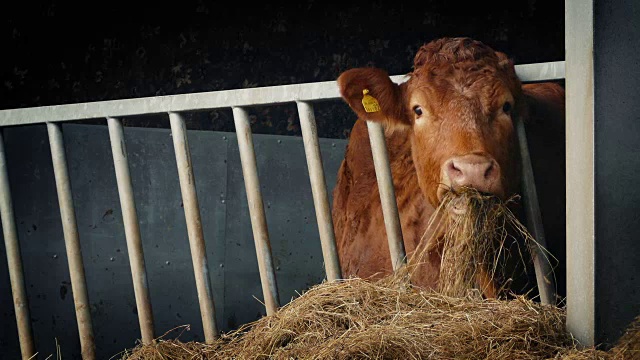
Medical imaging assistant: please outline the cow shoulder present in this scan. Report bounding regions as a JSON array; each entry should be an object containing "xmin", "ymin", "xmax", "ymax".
[{"xmin": 331, "ymin": 119, "xmax": 376, "ymax": 248}]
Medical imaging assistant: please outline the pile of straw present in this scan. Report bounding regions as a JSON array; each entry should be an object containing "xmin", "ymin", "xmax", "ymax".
[
  {"xmin": 119, "ymin": 189, "xmax": 638, "ymax": 359},
  {"xmin": 119, "ymin": 277, "xmax": 636, "ymax": 359}
]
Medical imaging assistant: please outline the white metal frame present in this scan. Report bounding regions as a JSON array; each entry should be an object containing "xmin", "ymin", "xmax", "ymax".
[
  {"xmin": 0, "ymin": 61, "xmax": 566, "ymax": 359},
  {"xmin": 565, "ymin": 0, "xmax": 595, "ymax": 346}
]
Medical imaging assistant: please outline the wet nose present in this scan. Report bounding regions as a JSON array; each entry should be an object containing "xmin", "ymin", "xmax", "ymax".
[{"xmin": 443, "ymin": 154, "xmax": 500, "ymax": 193}]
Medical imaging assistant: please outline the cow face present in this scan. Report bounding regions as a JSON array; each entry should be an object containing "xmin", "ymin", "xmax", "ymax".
[{"xmin": 338, "ymin": 38, "xmax": 522, "ymax": 209}]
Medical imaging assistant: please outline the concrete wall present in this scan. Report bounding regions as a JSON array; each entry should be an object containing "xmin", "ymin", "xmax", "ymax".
[
  {"xmin": 0, "ymin": 124, "xmax": 347, "ymax": 359},
  {"xmin": 593, "ymin": 0, "xmax": 640, "ymax": 347}
]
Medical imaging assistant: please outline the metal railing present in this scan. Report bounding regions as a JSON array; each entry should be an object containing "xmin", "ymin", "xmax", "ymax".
[{"xmin": 0, "ymin": 61, "xmax": 565, "ymax": 359}]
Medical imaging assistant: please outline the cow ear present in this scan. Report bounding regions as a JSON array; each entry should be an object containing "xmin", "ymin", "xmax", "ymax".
[
  {"xmin": 521, "ymin": 82, "xmax": 566, "ymax": 125},
  {"xmin": 337, "ymin": 67, "xmax": 410, "ymax": 127}
]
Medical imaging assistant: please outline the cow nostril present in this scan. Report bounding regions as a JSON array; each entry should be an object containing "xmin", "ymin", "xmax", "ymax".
[
  {"xmin": 448, "ymin": 161, "xmax": 462, "ymax": 176},
  {"xmin": 484, "ymin": 162, "xmax": 494, "ymax": 179}
]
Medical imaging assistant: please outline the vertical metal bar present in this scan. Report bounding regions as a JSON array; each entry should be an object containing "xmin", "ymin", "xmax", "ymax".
[
  {"xmin": 107, "ymin": 117, "xmax": 155, "ymax": 344},
  {"xmin": 0, "ymin": 130, "xmax": 36, "ymax": 360},
  {"xmin": 296, "ymin": 101, "xmax": 342, "ymax": 281},
  {"xmin": 515, "ymin": 116, "xmax": 556, "ymax": 305},
  {"xmin": 565, "ymin": 0, "xmax": 595, "ymax": 346},
  {"xmin": 366, "ymin": 121, "xmax": 406, "ymax": 270},
  {"xmin": 168, "ymin": 112, "xmax": 218, "ymax": 342},
  {"xmin": 232, "ymin": 107, "xmax": 280, "ymax": 315},
  {"xmin": 46, "ymin": 122, "xmax": 96, "ymax": 359}
]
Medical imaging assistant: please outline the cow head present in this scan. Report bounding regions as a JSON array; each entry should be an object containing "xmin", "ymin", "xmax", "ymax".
[{"xmin": 338, "ymin": 37, "xmax": 522, "ymax": 209}]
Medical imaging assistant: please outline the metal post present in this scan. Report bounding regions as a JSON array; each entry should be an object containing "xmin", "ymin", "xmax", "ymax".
[
  {"xmin": 107, "ymin": 117, "xmax": 155, "ymax": 344},
  {"xmin": 366, "ymin": 121, "xmax": 406, "ymax": 270},
  {"xmin": 168, "ymin": 112, "xmax": 218, "ymax": 342},
  {"xmin": 46, "ymin": 122, "xmax": 96, "ymax": 359},
  {"xmin": 296, "ymin": 101, "xmax": 342, "ymax": 281},
  {"xmin": 565, "ymin": 0, "xmax": 595, "ymax": 346},
  {"xmin": 515, "ymin": 116, "xmax": 557, "ymax": 305},
  {"xmin": 0, "ymin": 130, "xmax": 36, "ymax": 360},
  {"xmin": 232, "ymin": 107, "xmax": 280, "ymax": 315}
]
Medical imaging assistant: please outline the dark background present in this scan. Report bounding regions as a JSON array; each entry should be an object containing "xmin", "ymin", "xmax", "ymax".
[{"xmin": 0, "ymin": 0, "xmax": 564, "ymax": 138}]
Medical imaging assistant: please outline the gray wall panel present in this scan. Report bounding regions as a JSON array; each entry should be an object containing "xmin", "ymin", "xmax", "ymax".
[
  {"xmin": 0, "ymin": 123, "xmax": 347, "ymax": 359},
  {"xmin": 1, "ymin": 124, "xmax": 84, "ymax": 360},
  {"xmin": 593, "ymin": 0, "xmax": 640, "ymax": 346}
]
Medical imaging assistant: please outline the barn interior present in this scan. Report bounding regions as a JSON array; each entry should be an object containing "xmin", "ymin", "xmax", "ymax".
[{"xmin": 2, "ymin": 1, "xmax": 639, "ymax": 359}]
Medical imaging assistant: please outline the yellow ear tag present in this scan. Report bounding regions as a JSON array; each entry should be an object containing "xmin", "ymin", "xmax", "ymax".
[{"xmin": 361, "ymin": 89, "xmax": 381, "ymax": 113}]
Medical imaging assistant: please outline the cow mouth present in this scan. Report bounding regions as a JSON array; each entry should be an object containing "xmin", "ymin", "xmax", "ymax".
[
  {"xmin": 437, "ymin": 185, "xmax": 499, "ymax": 217},
  {"xmin": 431, "ymin": 185, "xmax": 526, "ymax": 299},
  {"xmin": 448, "ymin": 196, "xmax": 468, "ymax": 216}
]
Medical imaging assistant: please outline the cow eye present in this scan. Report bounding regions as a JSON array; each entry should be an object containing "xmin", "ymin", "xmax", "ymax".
[
  {"xmin": 502, "ymin": 101, "xmax": 512, "ymax": 113},
  {"xmin": 413, "ymin": 106, "xmax": 423, "ymax": 116}
]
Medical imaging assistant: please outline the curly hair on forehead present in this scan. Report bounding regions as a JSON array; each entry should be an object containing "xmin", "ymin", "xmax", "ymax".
[
  {"xmin": 409, "ymin": 37, "xmax": 520, "ymax": 94},
  {"xmin": 412, "ymin": 37, "xmax": 506, "ymax": 70}
]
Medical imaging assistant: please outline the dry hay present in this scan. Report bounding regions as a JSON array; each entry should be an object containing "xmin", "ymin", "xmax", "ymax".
[
  {"xmin": 119, "ymin": 189, "xmax": 638, "ymax": 359},
  {"xmin": 408, "ymin": 186, "xmax": 545, "ymax": 298},
  {"xmin": 118, "ymin": 278, "xmax": 637, "ymax": 359}
]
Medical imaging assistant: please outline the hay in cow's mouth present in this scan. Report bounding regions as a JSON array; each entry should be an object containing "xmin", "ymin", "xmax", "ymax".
[{"xmin": 410, "ymin": 186, "xmax": 546, "ymax": 298}]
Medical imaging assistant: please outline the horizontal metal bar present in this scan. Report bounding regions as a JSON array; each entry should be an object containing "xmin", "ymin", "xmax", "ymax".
[
  {"xmin": 0, "ymin": 131, "xmax": 36, "ymax": 359},
  {"xmin": 0, "ymin": 62, "xmax": 564, "ymax": 127},
  {"xmin": 515, "ymin": 61, "xmax": 565, "ymax": 82}
]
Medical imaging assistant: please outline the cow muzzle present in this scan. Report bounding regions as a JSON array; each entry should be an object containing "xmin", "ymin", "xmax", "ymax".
[{"xmin": 439, "ymin": 154, "xmax": 501, "ymax": 207}]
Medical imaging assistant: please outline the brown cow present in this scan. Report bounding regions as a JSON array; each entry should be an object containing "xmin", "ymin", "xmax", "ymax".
[{"xmin": 332, "ymin": 37, "xmax": 565, "ymax": 299}]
